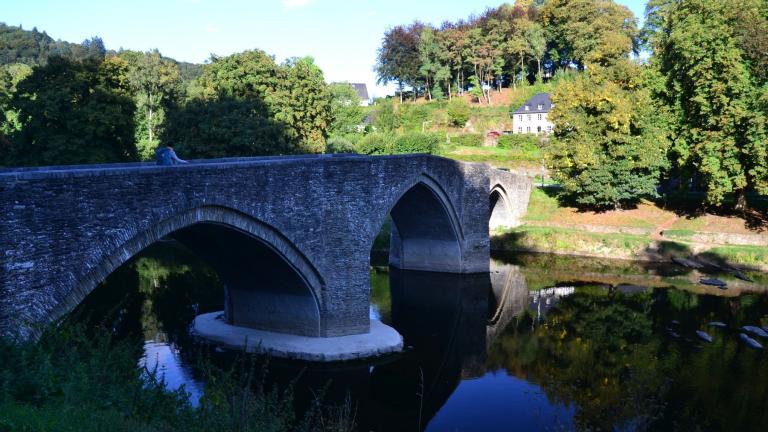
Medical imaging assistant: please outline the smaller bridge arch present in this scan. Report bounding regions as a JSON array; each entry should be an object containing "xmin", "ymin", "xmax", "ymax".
[
  {"xmin": 371, "ymin": 174, "xmax": 464, "ymax": 273},
  {"xmin": 489, "ymin": 184, "xmax": 515, "ymax": 231}
]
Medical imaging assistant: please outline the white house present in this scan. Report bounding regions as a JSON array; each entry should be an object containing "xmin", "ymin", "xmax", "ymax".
[
  {"xmin": 511, "ymin": 93, "xmax": 554, "ymax": 135},
  {"xmin": 350, "ymin": 83, "xmax": 370, "ymax": 106}
]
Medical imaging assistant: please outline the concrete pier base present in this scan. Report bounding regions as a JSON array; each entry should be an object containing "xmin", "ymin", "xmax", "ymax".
[{"xmin": 191, "ymin": 312, "xmax": 403, "ymax": 362}]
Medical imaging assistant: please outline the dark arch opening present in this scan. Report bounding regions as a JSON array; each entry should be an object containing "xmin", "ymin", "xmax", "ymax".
[
  {"xmin": 171, "ymin": 223, "xmax": 320, "ymax": 337},
  {"xmin": 489, "ymin": 187, "xmax": 511, "ymax": 231},
  {"xmin": 60, "ymin": 207, "xmax": 323, "ymax": 339},
  {"xmin": 386, "ymin": 182, "xmax": 462, "ymax": 273}
]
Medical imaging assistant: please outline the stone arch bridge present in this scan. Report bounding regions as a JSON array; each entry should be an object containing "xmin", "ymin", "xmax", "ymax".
[{"xmin": 0, "ymin": 154, "xmax": 531, "ymax": 349}]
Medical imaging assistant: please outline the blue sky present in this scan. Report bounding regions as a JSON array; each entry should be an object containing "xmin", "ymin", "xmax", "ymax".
[{"xmin": 3, "ymin": 0, "xmax": 647, "ymax": 97}]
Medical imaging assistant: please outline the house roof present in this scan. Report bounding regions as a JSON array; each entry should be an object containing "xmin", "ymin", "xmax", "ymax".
[
  {"xmin": 512, "ymin": 93, "xmax": 553, "ymax": 114},
  {"xmin": 350, "ymin": 83, "xmax": 369, "ymax": 101}
]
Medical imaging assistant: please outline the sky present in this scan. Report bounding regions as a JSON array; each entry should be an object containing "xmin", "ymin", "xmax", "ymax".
[{"xmin": 2, "ymin": 0, "xmax": 647, "ymax": 98}]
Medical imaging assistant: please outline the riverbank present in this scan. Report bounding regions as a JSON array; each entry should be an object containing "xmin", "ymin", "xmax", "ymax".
[{"xmin": 491, "ymin": 187, "xmax": 768, "ymax": 273}]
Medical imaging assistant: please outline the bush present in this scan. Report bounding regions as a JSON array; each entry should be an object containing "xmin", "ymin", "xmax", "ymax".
[
  {"xmin": 371, "ymin": 99, "xmax": 401, "ymax": 132},
  {"xmin": 497, "ymin": 134, "xmax": 540, "ymax": 152},
  {"xmin": 356, "ymin": 133, "xmax": 394, "ymax": 155},
  {"xmin": 446, "ymin": 99, "xmax": 470, "ymax": 127},
  {"xmin": 326, "ymin": 136, "xmax": 358, "ymax": 154},
  {"xmin": 392, "ymin": 132, "xmax": 442, "ymax": 154},
  {"xmin": 399, "ymin": 104, "xmax": 433, "ymax": 132},
  {"xmin": 450, "ymin": 133, "xmax": 483, "ymax": 147}
]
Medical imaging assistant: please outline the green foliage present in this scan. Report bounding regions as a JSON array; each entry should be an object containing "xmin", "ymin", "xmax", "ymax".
[
  {"xmin": 450, "ymin": 133, "xmax": 483, "ymax": 147},
  {"xmin": 370, "ymin": 98, "xmax": 401, "ymax": 132},
  {"xmin": 0, "ymin": 323, "xmax": 355, "ymax": 431},
  {"xmin": 4, "ymin": 56, "xmax": 137, "ymax": 166},
  {"xmin": 398, "ymin": 102, "xmax": 433, "ymax": 131},
  {"xmin": 122, "ymin": 49, "xmax": 182, "ymax": 160},
  {"xmin": 545, "ymin": 61, "xmax": 670, "ymax": 209},
  {"xmin": 446, "ymin": 98, "xmax": 470, "ymax": 127},
  {"xmin": 356, "ymin": 133, "xmax": 394, "ymax": 155},
  {"xmin": 392, "ymin": 132, "xmax": 442, "ymax": 154},
  {"xmin": 653, "ymin": 0, "xmax": 768, "ymax": 206},
  {"xmin": 325, "ymin": 136, "xmax": 357, "ymax": 154},
  {"xmin": 328, "ymin": 82, "xmax": 364, "ymax": 135},
  {"xmin": 496, "ymin": 133, "xmax": 539, "ymax": 152},
  {"xmin": 165, "ymin": 51, "xmax": 331, "ymax": 157},
  {"xmin": 355, "ymin": 131, "xmax": 440, "ymax": 155}
]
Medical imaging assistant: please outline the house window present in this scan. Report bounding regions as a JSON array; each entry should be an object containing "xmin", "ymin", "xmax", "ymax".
[
  {"xmin": 547, "ymin": 125, "xmax": 552, "ymax": 132},
  {"xmin": 519, "ymin": 115, "xmax": 523, "ymax": 121},
  {"xmin": 524, "ymin": 105, "xmax": 530, "ymax": 111},
  {"xmin": 526, "ymin": 127, "xmax": 530, "ymax": 133},
  {"xmin": 537, "ymin": 126, "xmax": 542, "ymax": 133},
  {"xmin": 518, "ymin": 127, "xmax": 522, "ymax": 133},
  {"xmin": 527, "ymin": 114, "xmax": 531, "ymax": 121},
  {"xmin": 538, "ymin": 114, "xmax": 542, "ymax": 120},
  {"xmin": 537, "ymin": 104, "xmax": 543, "ymax": 110}
]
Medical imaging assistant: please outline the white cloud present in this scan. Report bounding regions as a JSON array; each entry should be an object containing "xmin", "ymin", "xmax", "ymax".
[{"xmin": 283, "ymin": 0, "xmax": 314, "ymax": 8}]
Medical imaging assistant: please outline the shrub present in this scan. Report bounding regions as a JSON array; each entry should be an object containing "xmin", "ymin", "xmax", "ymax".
[
  {"xmin": 326, "ymin": 136, "xmax": 358, "ymax": 154},
  {"xmin": 371, "ymin": 99, "xmax": 401, "ymax": 132},
  {"xmin": 392, "ymin": 132, "xmax": 442, "ymax": 154},
  {"xmin": 399, "ymin": 103, "xmax": 433, "ymax": 132},
  {"xmin": 450, "ymin": 133, "xmax": 483, "ymax": 147},
  {"xmin": 446, "ymin": 99, "xmax": 470, "ymax": 127},
  {"xmin": 356, "ymin": 133, "xmax": 394, "ymax": 155},
  {"xmin": 497, "ymin": 134, "xmax": 540, "ymax": 152}
]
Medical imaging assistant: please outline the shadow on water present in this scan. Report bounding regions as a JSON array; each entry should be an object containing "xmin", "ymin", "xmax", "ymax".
[{"xmin": 73, "ymin": 242, "xmax": 768, "ymax": 431}]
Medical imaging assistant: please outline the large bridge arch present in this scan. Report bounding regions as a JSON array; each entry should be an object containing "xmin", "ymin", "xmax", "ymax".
[
  {"xmin": 369, "ymin": 174, "xmax": 464, "ymax": 273},
  {"xmin": 50, "ymin": 205, "xmax": 324, "ymax": 337}
]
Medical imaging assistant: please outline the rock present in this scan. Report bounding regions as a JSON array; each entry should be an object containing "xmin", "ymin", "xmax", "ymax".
[
  {"xmin": 739, "ymin": 333, "xmax": 764, "ymax": 350},
  {"xmin": 696, "ymin": 330, "xmax": 713, "ymax": 343},
  {"xmin": 741, "ymin": 326, "xmax": 768, "ymax": 339},
  {"xmin": 708, "ymin": 321, "xmax": 727, "ymax": 328},
  {"xmin": 699, "ymin": 278, "xmax": 727, "ymax": 289},
  {"xmin": 733, "ymin": 271, "xmax": 753, "ymax": 282}
]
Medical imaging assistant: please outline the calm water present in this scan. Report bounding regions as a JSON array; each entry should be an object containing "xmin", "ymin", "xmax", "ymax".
[{"xmin": 75, "ymin": 242, "xmax": 768, "ymax": 431}]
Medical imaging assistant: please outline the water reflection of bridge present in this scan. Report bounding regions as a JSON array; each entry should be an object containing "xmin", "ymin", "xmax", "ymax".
[{"xmin": 360, "ymin": 261, "xmax": 567, "ymax": 430}]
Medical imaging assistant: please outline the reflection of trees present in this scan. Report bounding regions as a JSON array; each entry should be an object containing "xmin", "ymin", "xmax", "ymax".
[
  {"xmin": 74, "ymin": 241, "xmax": 224, "ymax": 350},
  {"xmin": 488, "ymin": 290, "xmax": 665, "ymax": 430},
  {"xmin": 486, "ymin": 282, "xmax": 768, "ymax": 431}
]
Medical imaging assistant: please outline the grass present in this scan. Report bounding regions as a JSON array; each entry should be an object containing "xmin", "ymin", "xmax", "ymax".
[
  {"xmin": 491, "ymin": 226, "xmax": 649, "ymax": 259},
  {"xmin": 700, "ymin": 246, "xmax": 768, "ymax": 269},
  {"xmin": 660, "ymin": 229, "xmax": 696, "ymax": 241}
]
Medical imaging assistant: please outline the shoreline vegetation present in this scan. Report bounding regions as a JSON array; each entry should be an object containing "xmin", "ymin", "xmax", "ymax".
[{"xmin": 0, "ymin": 321, "xmax": 356, "ymax": 432}]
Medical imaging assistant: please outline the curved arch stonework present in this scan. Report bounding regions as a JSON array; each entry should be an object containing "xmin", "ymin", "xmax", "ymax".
[
  {"xmin": 489, "ymin": 184, "xmax": 514, "ymax": 230},
  {"xmin": 52, "ymin": 205, "xmax": 325, "ymax": 338}
]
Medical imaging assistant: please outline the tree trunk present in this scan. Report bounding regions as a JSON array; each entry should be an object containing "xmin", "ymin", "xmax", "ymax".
[
  {"xmin": 147, "ymin": 91, "xmax": 153, "ymax": 143},
  {"xmin": 735, "ymin": 189, "xmax": 748, "ymax": 212},
  {"xmin": 537, "ymin": 58, "xmax": 542, "ymax": 81},
  {"xmin": 399, "ymin": 81, "xmax": 404, "ymax": 104}
]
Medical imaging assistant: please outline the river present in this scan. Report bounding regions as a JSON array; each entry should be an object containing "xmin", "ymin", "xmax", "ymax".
[{"xmin": 73, "ymin": 241, "xmax": 768, "ymax": 431}]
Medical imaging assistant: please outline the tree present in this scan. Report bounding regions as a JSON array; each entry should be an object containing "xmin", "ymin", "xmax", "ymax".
[
  {"xmin": 123, "ymin": 49, "xmax": 181, "ymax": 159},
  {"xmin": 6, "ymin": 56, "xmax": 137, "ymax": 166},
  {"xmin": 653, "ymin": 0, "xmax": 768, "ymax": 207},
  {"xmin": 375, "ymin": 23, "xmax": 423, "ymax": 103},
  {"xmin": 276, "ymin": 56, "xmax": 331, "ymax": 153},
  {"xmin": 545, "ymin": 60, "xmax": 670, "ymax": 209},
  {"xmin": 328, "ymin": 82, "xmax": 364, "ymax": 135},
  {"xmin": 418, "ymin": 26, "xmax": 445, "ymax": 101},
  {"xmin": 540, "ymin": 0, "xmax": 637, "ymax": 69},
  {"xmin": 165, "ymin": 50, "xmax": 331, "ymax": 157}
]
